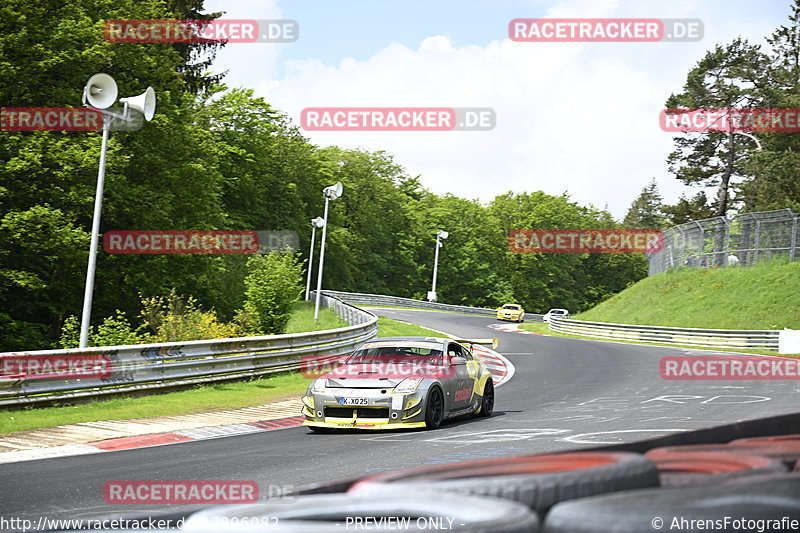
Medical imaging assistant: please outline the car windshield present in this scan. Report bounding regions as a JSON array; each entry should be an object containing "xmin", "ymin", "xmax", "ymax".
[
  {"xmin": 346, "ymin": 342, "xmax": 444, "ymax": 364},
  {"xmin": 502, "ymin": 304, "xmax": 520, "ymax": 309}
]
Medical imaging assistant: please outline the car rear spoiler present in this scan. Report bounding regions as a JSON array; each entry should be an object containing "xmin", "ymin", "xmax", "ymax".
[{"xmin": 450, "ymin": 338, "xmax": 499, "ymax": 350}]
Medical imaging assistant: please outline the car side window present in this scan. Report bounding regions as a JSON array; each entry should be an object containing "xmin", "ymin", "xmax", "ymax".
[{"xmin": 448, "ymin": 343, "xmax": 463, "ymax": 357}]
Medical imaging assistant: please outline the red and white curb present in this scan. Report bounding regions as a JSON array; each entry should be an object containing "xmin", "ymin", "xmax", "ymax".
[
  {"xmin": 0, "ymin": 415, "xmax": 305, "ymax": 465},
  {"xmin": 471, "ymin": 345, "xmax": 515, "ymax": 387},
  {"xmin": 489, "ymin": 323, "xmax": 546, "ymax": 336}
]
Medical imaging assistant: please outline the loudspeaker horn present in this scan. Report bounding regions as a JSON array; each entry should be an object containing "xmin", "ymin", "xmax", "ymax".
[
  {"xmin": 82, "ymin": 73, "xmax": 118, "ymax": 109},
  {"xmin": 324, "ymin": 181, "xmax": 343, "ymax": 200},
  {"xmin": 120, "ymin": 86, "xmax": 156, "ymax": 121}
]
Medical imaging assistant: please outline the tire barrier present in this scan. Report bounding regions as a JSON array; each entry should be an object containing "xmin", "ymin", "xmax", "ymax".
[
  {"xmin": 543, "ymin": 473, "xmax": 800, "ymax": 533},
  {"xmin": 645, "ymin": 450, "xmax": 785, "ymax": 487},
  {"xmin": 180, "ymin": 493, "xmax": 541, "ymax": 533},
  {"xmin": 348, "ymin": 452, "xmax": 659, "ymax": 514},
  {"xmin": 645, "ymin": 441, "xmax": 800, "ymax": 469}
]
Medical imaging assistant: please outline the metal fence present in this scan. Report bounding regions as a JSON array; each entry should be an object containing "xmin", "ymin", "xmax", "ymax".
[
  {"xmin": 547, "ymin": 316, "xmax": 788, "ymax": 351},
  {"xmin": 0, "ymin": 293, "xmax": 377, "ymax": 407},
  {"xmin": 319, "ymin": 290, "xmax": 544, "ymax": 322},
  {"xmin": 648, "ymin": 208, "xmax": 799, "ymax": 276}
]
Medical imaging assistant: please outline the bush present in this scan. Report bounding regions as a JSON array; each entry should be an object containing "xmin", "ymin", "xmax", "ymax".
[
  {"xmin": 59, "ymin": 311, "xmax": 148, "ymax": 349},
  {"xmin": 240, "ymin": 253, "xmax": 304, "ymax": 334},
  {"xmin": 140, "ymin": 290, "xmax": 244, "ymax": 342}
]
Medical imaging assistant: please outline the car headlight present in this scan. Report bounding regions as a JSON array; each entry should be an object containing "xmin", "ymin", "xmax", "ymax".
[
  {"xmin": 394, "ymin": 378, "xmax": 422, "ymax": 394},
  {"xmin": 311, "ymin": 378, "xmax": 327, "ymax": 393}
]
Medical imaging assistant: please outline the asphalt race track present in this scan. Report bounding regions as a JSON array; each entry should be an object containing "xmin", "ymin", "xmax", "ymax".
[{"xmin": 2, "ymin": 308, "xmax": 799, "ymax": 523}]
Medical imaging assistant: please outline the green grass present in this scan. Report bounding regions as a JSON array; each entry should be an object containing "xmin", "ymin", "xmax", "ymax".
[
  {"xmin": 518, "ymin": 260, "xmax": 800, "ymax": 355},
  {"xmin": 576, "ymin": 260, "xmax": 800, "ymax": 330},
  {"xmin": 0, "ymin": 313, "xmax": 443, "ymax": 435},
  {"xmin": 0, "ymin": 371, "xmax": 311, "ymax": 435},
  {"xmin": 376, "ymin": 316, "xmax": 444, "ymax": 337},
  {"xmin": 285, "ymin": 301, "xmax": 348, "ymax": 333}
]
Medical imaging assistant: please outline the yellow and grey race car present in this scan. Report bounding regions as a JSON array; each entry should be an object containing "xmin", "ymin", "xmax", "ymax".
[
  {"xmin": 301, "ymin": 337, "xmax": 495, "ymax": 431},
  {"xmin": 496, "ymin": 303, "xmax": 525, "ymax": 322}
]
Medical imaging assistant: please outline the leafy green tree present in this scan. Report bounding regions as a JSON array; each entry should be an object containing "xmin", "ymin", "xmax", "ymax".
[{"xmin": 241, "ymin": 254, "xmax": 304, "ymax": 334}]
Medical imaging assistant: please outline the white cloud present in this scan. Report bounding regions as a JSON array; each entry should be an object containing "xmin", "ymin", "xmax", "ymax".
[{"xmin": 208, "ymin": 0, "xmax": 787, "ymax": 219}]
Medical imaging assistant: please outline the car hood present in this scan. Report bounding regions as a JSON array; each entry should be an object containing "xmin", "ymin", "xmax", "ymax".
[{"xmin": 321, "ymin": 363, "xmax": 447, "ymax": 387}]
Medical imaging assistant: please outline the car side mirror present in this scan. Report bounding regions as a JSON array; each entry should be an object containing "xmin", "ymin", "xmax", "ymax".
[{"xmin": 450, "ymin": 356, "xmax": 467, "ymax": 365}]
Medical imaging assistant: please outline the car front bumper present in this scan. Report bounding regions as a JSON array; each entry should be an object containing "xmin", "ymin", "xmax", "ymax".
[
  {"xmin": 497, "ymin": 312, "xmax": 523, "ymax": 320},
  {"xmin": 302, "ymin": 387, "xmax": 428, "ymax": 430}
]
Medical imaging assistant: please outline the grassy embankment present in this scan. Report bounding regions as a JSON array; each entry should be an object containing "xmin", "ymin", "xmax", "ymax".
[{"xmin": 520, "ymin": 260, "xmax": 800, "ymax": 355}]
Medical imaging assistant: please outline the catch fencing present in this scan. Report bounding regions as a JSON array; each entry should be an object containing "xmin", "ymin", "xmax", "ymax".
[
  {"xmin": 648, "ymin": 208, "xmax": 799, "ymax": 275},
  {"xmin": 0, "ymin": 293, "xmax": 377, "ymax": 407}
]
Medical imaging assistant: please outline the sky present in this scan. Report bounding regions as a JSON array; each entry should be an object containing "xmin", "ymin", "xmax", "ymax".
[{"xmin": 202, "ymin": 0, "xmax": 791, "ymax": 219}]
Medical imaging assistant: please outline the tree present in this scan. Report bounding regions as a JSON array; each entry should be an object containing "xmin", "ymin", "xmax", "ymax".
[
  {"xmin": 241, "ymin": 253, "xmax": 304, "ymax": 335},
  {"xmin": 661, "ymin": 192, "xmax": 716, "ymax": 226},
  {"xmin": 736, "ymin": 0, "xmax": 800, "ymax": 212},
  {"xmin": 623, "ymin": 179, "xmax": 668, "ymax": 229},
  {"xmin": 665, "ymin": 39, "xmax": 769, "ymax": 217}
]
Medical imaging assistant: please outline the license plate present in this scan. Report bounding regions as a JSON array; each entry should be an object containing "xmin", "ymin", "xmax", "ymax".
[{"xmin": 339, "ymin": 397, "xmax": 368, "ymax": 406}]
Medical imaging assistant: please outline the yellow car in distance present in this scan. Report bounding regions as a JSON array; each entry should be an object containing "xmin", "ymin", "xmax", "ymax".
[{"xmin": 496, "ymin": 303, "xmax": 525, "ymax": 323}]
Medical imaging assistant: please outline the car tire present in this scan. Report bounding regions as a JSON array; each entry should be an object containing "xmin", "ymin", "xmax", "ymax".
[
  {"xmin": 181, "ymin": 493, "xmax": 541, "ymax": 533},
  {"xmin": 647, "ymin": 450, "xmax": 785, "ymax": 487},
  {"xmin": 646, "ymin": 442, "xmax": 800, "ymax": 468},
  {"xmin": 349, "ymin": 452, "xmax": 659, "ymax": 514},
  {"xmin": 474, "ymin": 379, "xmax": 494, "ymax": 418},
  {"xmin": 424, "ymin": 387, "xmax": 444, "ymax": 429},
  {"xmin": 543, "ymin": 473, "xmax": 800, "ymax": 533}
]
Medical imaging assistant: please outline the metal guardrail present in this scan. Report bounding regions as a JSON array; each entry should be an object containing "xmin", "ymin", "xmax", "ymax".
[
  {"xmin": 547, "ymin": 316, "xmax": 788, "ymax": 352},
  {"xmin": 0, "ymin": 293, "xmax": 377, "ymax": 406},
  {"xmin": 322, "ymin": 290, "xmax": 545, "ymax": 322}
]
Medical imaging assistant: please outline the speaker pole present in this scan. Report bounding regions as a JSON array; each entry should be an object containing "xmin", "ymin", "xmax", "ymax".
[{"xmin": 79, "ymin": 115, "xmax": 111, "ymax": 348}]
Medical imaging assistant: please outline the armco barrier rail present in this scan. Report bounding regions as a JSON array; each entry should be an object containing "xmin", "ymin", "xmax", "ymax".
[
  {"xmin": 547, "ymin": 316, "xmax": 800, "ymax": 353},
  {"xmin": 0, "ymin": 293, "xmax": 377, "ymax": 407},
  {"xmin": 321, "ymin": 290, "xmax": 544, "ymax": 322}
]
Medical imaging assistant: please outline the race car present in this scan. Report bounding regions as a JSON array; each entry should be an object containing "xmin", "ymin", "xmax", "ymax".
[
  {"xmin": 496, "ymin": 303, "xmax": 525, "ymax": 322},
  {"xmin": 301, "ymin": 337, "xmax": 496, "ymax": 431}
]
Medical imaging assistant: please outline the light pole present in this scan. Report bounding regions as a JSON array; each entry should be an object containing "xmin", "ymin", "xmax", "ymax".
[
  {"xmin": 428, "ymin": 230, "xmax": 448, "ymax": 302},
  {"xmin": 305, "ymin": 217, "xmax": 325, "ymax": 300},
  {"xmin": 314, "ymin": 182, "xmax": 343, "ymax": 320},
  {"xmin": 79, "ymin": 74, "xmax": 156, "ymax": 348}
]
